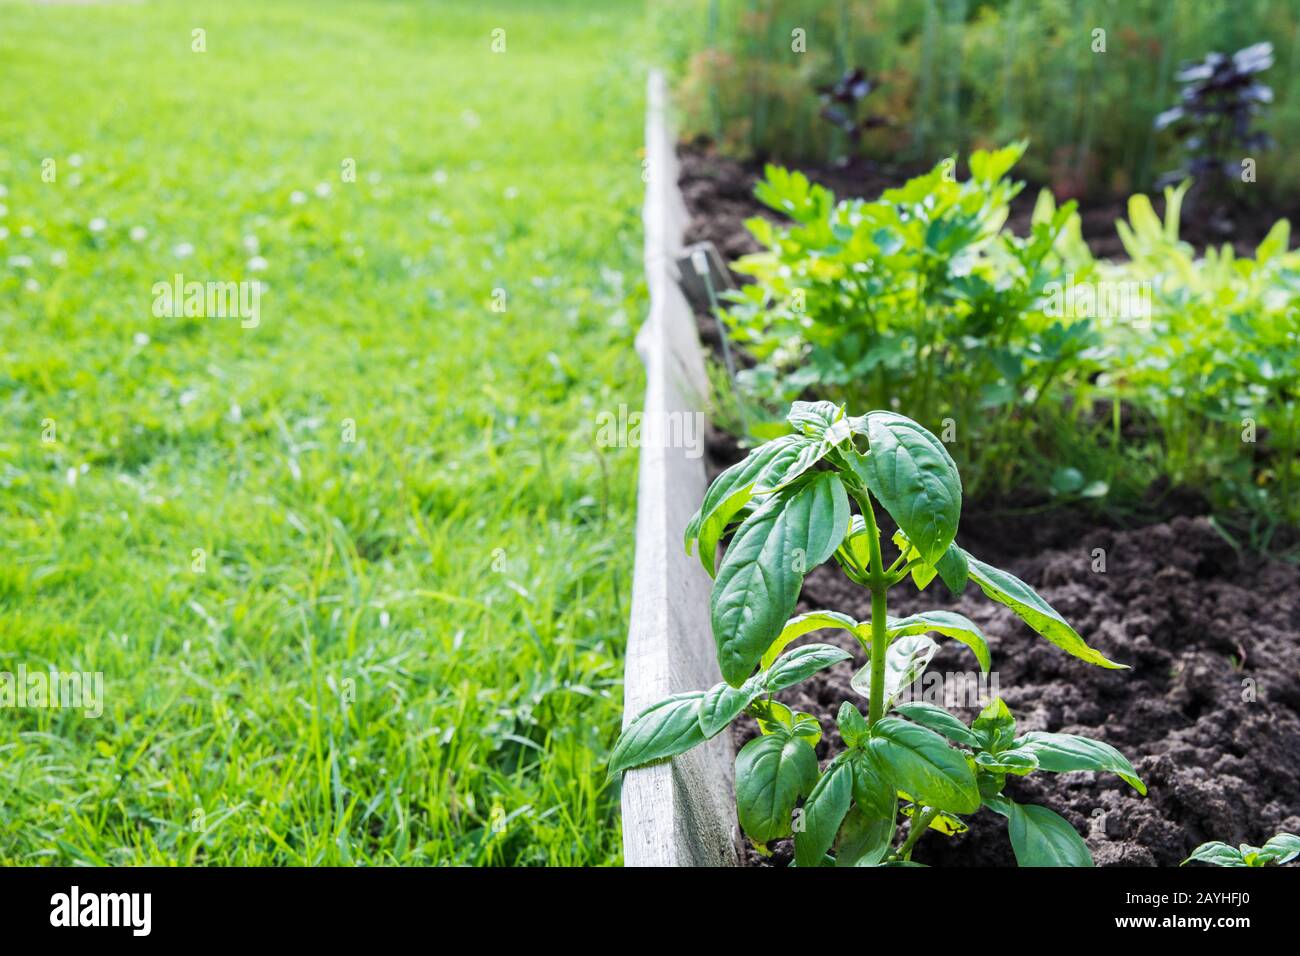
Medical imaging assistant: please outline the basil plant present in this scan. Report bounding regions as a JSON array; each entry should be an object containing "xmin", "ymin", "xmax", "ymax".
[{"xmin": 610, "ymin": 402, "xmax": 1145, "ymax": 866}]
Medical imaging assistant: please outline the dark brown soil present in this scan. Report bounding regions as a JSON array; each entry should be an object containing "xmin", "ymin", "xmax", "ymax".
[
  {"xmin": 732, "ymin": 512, "xmax": 1300, "ymax": 867},
  {"xmin": 679, "ymin": 141, "xmax": 1297, "ymax": 265}
]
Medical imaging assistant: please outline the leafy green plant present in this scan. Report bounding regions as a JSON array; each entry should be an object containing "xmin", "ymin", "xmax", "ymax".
[
  {"xmin": 1092, "ymin": 183, "xmax": 1300, "ymax": 527},
  {"xmin": 610, "ymin": 402, "xmax": 1144, "ymax": 866},
  {"xmin": 720, "ymin": 146, "xmax": 1104, "ymax": 500},
  {"xmin": 1183, "ymin": 833, "xmax": 1299, "ymax": 867}
]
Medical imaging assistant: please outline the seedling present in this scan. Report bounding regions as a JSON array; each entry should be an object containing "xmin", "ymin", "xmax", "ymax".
[
  {"xmin": 1183, "ymin": 833, "xmax": 1299, "ymax": 867},
  {"xmin": 611, "ymin": 402, "xmax": 1144, "ymax": 866}
]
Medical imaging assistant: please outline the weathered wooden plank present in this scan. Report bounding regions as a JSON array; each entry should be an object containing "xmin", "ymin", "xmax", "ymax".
[{"xmin": 619, "ymin": 70, "xmax": 740, "ymax": 867}]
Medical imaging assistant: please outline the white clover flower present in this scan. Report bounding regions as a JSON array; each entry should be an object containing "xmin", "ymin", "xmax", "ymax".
[
  {"xmin": 68, "ymin": 154, "xmax": 83, "ymax": 168},
  {"xmin": 314, "ymin": 182, "xmax": 331, "ymax": 198},
  {"xmin": 0, "ymin": 227, "xmax": 8, "ymax": 241},
  {"xmin": 89, "ymin": 217, "xmax": 107, "ymax": 233},
  {"xmin": 51, "ymin": 250, "xmax": 67, "ymax": 267},
  {"xmin": 242, "ymin": 234, "xmax": 259, "ymax": 253},
  {"xmin": 0, "ymin": 204, "xmax": 8, "ymax": 218},
  {"xmin": 290, "ymin": 190, "xmax": 307, "ymax": 205},
  {"xmin": 174, "ymin": 242, "xmax": 194, "ymax": 258},
  {"xmin": 8, "ymin": 255, "xmax": 32, "ymax": 268},
  {"xmin": 133, "ymin": 332, "xmax": 150, "ymax": 346},
  {"xmin": 24, "ymin": 278, "xmax": 39, "ymax": 293},
  {"xmin": 247, "ymin": 255, "xmax": 268, "ymax": 272},
  {"xmin": 129, "ymin": 226, "xmax": 148, "ymax": 241},
  {"xmin": 19, "ymin": 225, "xmax": 34, "ymax": 238}
]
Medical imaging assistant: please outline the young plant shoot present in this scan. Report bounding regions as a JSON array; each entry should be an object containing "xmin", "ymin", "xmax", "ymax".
[
  {"xmin": 610, "ymin": 401, "xmax": 1145, "ymax": 866},
  {"xmin": 1183, "ymin": 833, "xmax": 1299, "ymax": 868}
]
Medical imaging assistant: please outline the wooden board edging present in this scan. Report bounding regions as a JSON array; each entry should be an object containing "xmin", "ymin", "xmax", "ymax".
[{"xmin": 618, "ymin": 70, "xmax": 740, "ymax": 868}]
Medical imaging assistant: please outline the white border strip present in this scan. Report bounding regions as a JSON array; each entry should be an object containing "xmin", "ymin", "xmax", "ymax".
[{"xmin": 619, "ymin": 70, "xmax": 739, "ymax": 867}]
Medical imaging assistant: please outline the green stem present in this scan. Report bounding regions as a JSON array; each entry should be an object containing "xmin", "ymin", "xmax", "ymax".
[
  {"xmin": 895, "ymin": 806, "xmax": 940, "ymax": 861},
  {"xmin": 868, "ymin": 587, "xmax": 888, "ymax": 727},
  {"xmin": 851, "ymin": 489, "xmax": 890, "ymax": 728},
  {"xmin": 887, "ymin": 558, "xmax": 922, "ymax": 587}
]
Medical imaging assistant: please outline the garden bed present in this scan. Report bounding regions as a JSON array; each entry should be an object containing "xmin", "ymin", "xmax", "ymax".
[
  {"xmin": 680, "ymin": 143, "xmax": 1300, "ymax": 868},
  {"xmin": 621, "ymin": 82, "xmax": 1299, "ymax": 866}
]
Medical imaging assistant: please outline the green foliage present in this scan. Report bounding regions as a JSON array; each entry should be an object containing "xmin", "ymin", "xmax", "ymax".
[
  {"xmin": 1098, "ymin": 186, "xmax": 1300, "ymax": 526},
  {"xmin": 722, "ymin": 151, "xmax": 1102, "ymax": 501},
  {"xmin": 722, "ymin": 154, "xmax": 1300, "ymax": 528},
  {"xmin": 655, "ymin": 0, "xmax": 1300, "ymax": 203},
  {"xmin": 612, "ymin": 403, "xmax": 1143, "ymax": 865},
  {"xmin": 1183, "ymin": 832, "xmax": 1300, "ymax": 867}
]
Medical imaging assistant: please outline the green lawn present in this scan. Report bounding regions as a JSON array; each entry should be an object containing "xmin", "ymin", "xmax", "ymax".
[{"xmin": 0, "ymin": 0, "xmax": 646, "ymax": 864}]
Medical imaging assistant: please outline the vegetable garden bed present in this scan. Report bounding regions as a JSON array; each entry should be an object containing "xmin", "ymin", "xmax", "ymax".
[
  {"xmin": 676, "ymin": 156, "xmax": 1300, "ymax": 868},
  {"xmin": 622, "ymin": 73, "xmax": 1300, "ymax": 869}
]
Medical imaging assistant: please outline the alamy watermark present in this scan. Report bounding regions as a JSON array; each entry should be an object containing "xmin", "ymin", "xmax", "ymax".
[
  {"xmin": 595, "ymin": 404, "xmax": 705, "ymax": 459},
  {"xmin": 1043, "ymin": 274, "xmax": 1151, "ymax": 326},
  {"xmin": 152, "ymin": 273, "xmax": 261, "ymax": 328},
  {"xmin": 0, "ymin": 665, "xmax": 104, "ymax": 718},
  {"xmin": 894, "ymin": 669, "xmax": 1000, "ymax": 708}
]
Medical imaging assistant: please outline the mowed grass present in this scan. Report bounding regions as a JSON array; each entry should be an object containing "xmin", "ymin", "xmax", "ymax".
[{"xmin": 0, "ymin": 0, "xmax": 647, "ymax": 864}]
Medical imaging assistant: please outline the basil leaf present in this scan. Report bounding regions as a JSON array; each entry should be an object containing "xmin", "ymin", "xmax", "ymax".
[
  {"xmin": 893, "ymin": 702, "xmax": 980, "ymax": 747},
  {"xmin": 1015, "ymin": 731, "xmax": 1147, "ymax": 795},
  {"xmin": 711, "ymin": 473, "xmax": 850, "ymax": 686},
  {"xmin": 755, "ymin": 702, "xmax": 822, "ymax": 747},
  {"xmin": 760, "ymin": 609, "xmax": 859, "ymax": 670},
  {"xmin": 849, "ymin": 749, "xmax": 898, "ymax": 817},
  {"xmin": 609, "ymin": 693, "xmax": 707, "ymax": 775},
  {"xmin": 856, "ymin": 412, "xmax": 961, "ymax": 565},
  {"xmin": 887, "ymin": 610, "xmax": 990, "ymax": 673},
  {"xmin": 934, "ymin": 543, "xmax": 969, "ymax": 595},
  {"xmin": 1181, "ymin": 841, "xmax": 1246, "ymax": 867},
  {"xmin": 1260, "ymin": 832, "xmax": 1300, "ymax": 866},
  {"xmin": 850, "ymin": 634, "xmax": 938, "ymax": 711},
  {"xmin": 962, "ymin": 550, "xmax": 1125, "ymax": 669},
  {"xmin": 735, "ymin": 733, "xmax": 819, "ymax": 845},
  {"xmin": 685, "ymin": 434, "xmax": 814, "ymax": 577},
  {"xmin": 984, "ymin": 795, "xmax": 1094, "ymax": 867},
  {"xmin": 697, "ymin": 677, "xmax": 763, "ymax": 739},
  {"xmin": 866, "ymin": 717, "xmax": 980, "ymax": 814},
  {"xmin": 794, "ymin": 754, "xmax": 854, "ymax": 868},
  {"xmin": 974, "ymin": 749, "xmax": 1039, "ymax": 775},
  {"xmin": 836, "ymin": 803, "xmax": 897, "ymax": 868},
  {"xmin": 765, "ymin": 643, "xmax": 853, "ymax": 692},
  {"xmin": 788, "ymin": 712, "xmax": 822, "ymax": 747},
  {"xmin": 972, "ymin": 697, "xmax": 1017, "ymax": 753},
  {"xmin": 786, "ymin": 400, "xmax": 843, "ymax": 437},
  {"xmin": 837, "ymin": 701, "xmax": 870, "ymax": 748}
]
